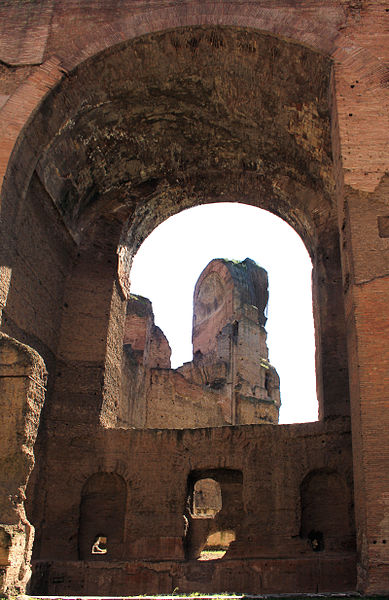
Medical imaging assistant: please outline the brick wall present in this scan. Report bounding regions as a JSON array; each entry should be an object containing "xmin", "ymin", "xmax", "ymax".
[{"xmin": 0, "ymin": 1, "xmax": 387, "ymax": 594}]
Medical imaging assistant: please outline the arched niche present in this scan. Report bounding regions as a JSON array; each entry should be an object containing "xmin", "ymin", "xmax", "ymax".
[
  {"xmin": 194, "ymin": 272, "xmax": 226, "ymax": 328},
  {"xmin": 300, "ymin": 469, "xmax": 355, "ymax": 553},
  {"xmin": 78, "ymin": 472, "xmax": 127, "ymax": 560}
]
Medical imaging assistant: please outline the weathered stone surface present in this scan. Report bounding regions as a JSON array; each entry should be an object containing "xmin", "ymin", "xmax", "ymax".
[
  {"xmin": 121, "ymin": 259, "xmax": 279, "ymax": 428},
  {"xmin": 191, "ymin": 259, "xmax": 280, "ymax": 425},
  {"xmin": 28, "ymin": 418, "xmax": 355, "ymax": 595},
  {"xmin": 0, "ymin": 1, "xmax": 53, "ymax": 67},
  {"xmin": 0, "ymin": 334, "xmax": 46, "ymax": 595},
  {"xmin": 0, "ymin": 1, "xmax": 387, "ymax": 595},
  {"xmin": 31, "ymin": 554, "xmax": 357, "ymax": 596}
]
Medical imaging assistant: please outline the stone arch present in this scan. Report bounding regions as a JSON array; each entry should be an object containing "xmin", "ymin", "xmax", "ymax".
[
  {"xmin": 41, "ymin": 3, "xmax": 348, "ymax": 73},
  {"xmin": 185, "ymin": 469, "xmax": 243, "ymax": 559},
  {"xmin": 0, "ymin": 4, "xmax": 387, "ymax": 595},
  {"xmin": 0, "ymin": 27, "xmax": 353, "ymax": 587},
  {"xmin": 0, "ymin": 26, "xmax": 349, "ymax": 425},
  {"xmin": 0, "ymin": 1, "xmax": 349, "ymax": 200}
]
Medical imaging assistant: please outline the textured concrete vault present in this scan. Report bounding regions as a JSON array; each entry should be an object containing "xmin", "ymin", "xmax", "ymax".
[
  {"xmin": 0, "ymin": 0, "xmax": 388, "ymax": 596},
  {"xmin": 25, "ymin": 27, "xmax": 335, "ymax": 248}
]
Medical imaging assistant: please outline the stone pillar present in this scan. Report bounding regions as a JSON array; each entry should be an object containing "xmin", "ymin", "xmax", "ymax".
[
  {"xmin": 0, "ymin": 333, "xmax": 46, "ymax": 595},
  {"xmin": 49, "ymin": 218, "xmax": 127, "ymax": 429},
  {"xmin": 313, "ymin": 227, "xmax": 350, "ymax": 419}
]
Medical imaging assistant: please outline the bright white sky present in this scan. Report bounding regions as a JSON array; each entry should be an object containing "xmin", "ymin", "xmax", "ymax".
[{"xmin": 130, "ymin": 202, "xmax": 318, "ymax": 424}]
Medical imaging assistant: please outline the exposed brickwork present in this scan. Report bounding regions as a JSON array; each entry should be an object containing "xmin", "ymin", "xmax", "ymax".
[
  {"xmin": 0, "ymin": 1, "xmax": 387, "ymax": 595},
  {"xmin": 32, "ymin": 555, "xmax": 356, "ymax": 595},
  {"xmin": 121, "ymin": 259, "xmax": 279, "ymax": 429},
  {"xmin": 0, "ymin": 1, "xmax": 53, "ymax": 66},
  {"xmin": 29, "ymin": 418, "xmax": 355, "ymax": 595}
]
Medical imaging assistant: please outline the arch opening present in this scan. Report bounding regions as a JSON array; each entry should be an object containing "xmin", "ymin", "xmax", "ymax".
[
  {"xmin": 300, "ymin": 469, "xmax": 355, "ymax": 553},
  {"xmin": 185, "ymin": 469, "xmax": 243, "ymax": 561},
  {"xmin": 0, "ymin": 25, "xmax": 349, "ymax": 424},
  {"xmin": 129, "ymin": 202, "xmax": 317, "ymax": 424}
]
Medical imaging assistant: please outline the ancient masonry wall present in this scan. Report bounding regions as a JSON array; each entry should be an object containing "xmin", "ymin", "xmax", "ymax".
[
  {"xmin": 121, "ymin": 258, "xmax": 280, "ymax": 429},
  {"xmin": 0, "ymin": 1, "xmax": 387, "ymax": 595},
  {"xmin": 31, "ymin": 418, "xmax": 355, "ymax": 596}
]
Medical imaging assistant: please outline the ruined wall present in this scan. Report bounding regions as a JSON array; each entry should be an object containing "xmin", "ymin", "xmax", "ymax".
[
  {"xmin": 192, "ymin": 259, "xmax": 280, "ymax": 425},
  {"xmin": 121, "ymin": 259, "xmax": 280, "ymax": 428},
  {"xmin": 0, "ymin": 172, "xmax": 75, "ymax": 376},
  {"xmin": 144, "ymin": 370, "xmax": 229, "ymax": 429},
  {"xmin": 0, "ymin": 1, "xmax": 387, "ymax": 595},
  {"xmin": 29, "ymin": 418, "xmax": 355, "ymax": 595},
  {"xmin": 123, "ymin": 295, "xmax": 171, "ymax": 369},
  {"xmin": 120, "ymin": 295, "xmax": 172, "ymax": 426}
]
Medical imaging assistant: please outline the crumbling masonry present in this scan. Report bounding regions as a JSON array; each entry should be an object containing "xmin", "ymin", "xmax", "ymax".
[
  {"xmin": 121, "ymin": 258, "xmax": 280, "ymax": 429},
  {"xmin": 0, "ymin": 1, "xmax": 388, "ymax": 596}
]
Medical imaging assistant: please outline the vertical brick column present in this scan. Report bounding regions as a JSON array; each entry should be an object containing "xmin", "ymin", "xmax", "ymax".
[
  {"xmin": 341, "ymin": 183, "xmax": 389, "ymax": 593},
  {"xmin": 313, "ymin": 227, "xmax": 351, "ymax": 419},
  {"xmin": 32, "ymin": 218, "xmax": 128, "ymax": 559},
  {"xmin": 48, "ymin": 218, "xmax": 127, "ymax": 428},
  {"xmin": 333, "ymin": 4, "xmax": 389, "ymax": 580}
]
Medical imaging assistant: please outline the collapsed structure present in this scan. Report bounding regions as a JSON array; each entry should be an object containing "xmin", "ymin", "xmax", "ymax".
[
  {"xmin": 121, "ymin": 258, "xmax": 280, "ymax": 429},
  {"xmin": 0, "ymin": 1, "xmax": 388, "ymax": 596}
]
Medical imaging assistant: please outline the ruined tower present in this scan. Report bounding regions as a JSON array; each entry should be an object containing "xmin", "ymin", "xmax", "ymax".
[
  {"xmin": 191, "ymin": 258, "xmax": 280, "ymax": 425},
  {"xmin": 121, "ymin": 258, "xmax": 280, "ymax": 428}
]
